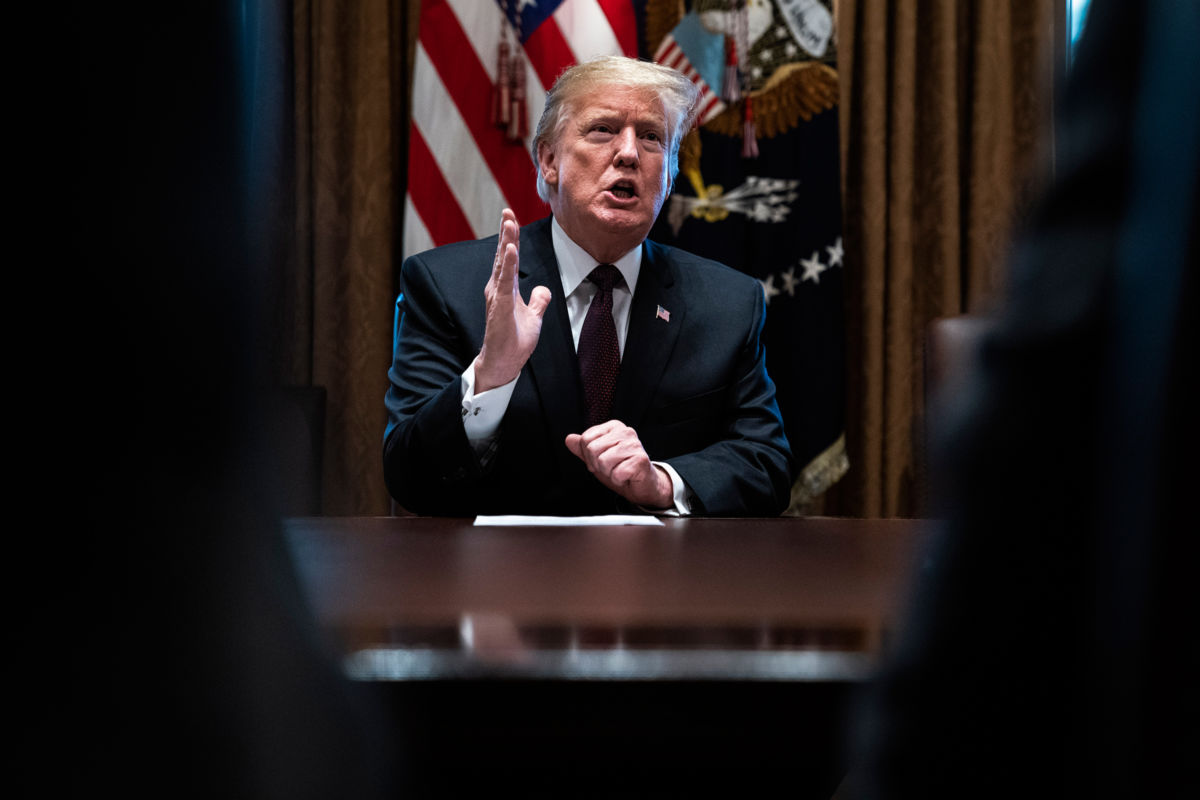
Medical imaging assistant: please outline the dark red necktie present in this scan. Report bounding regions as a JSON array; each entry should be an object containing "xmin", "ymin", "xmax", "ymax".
[{"xmin": 578, "ymin": 264, "xmax": 623, "ymax": 428}]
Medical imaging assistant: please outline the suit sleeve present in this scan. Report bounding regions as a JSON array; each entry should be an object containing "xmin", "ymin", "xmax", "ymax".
[
  {"xmin": 382, "ymin": 253, "xmax": 490, "ymax": 515},
  {"xmin": 665, "ymin": 284, "xmax": 795, "ymax": 516}
]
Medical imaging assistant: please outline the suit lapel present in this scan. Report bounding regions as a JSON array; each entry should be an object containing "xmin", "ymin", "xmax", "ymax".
[
  {"xmin": 612, "ymin": 239, "xmax": 684, "ymax": 428},
  {"xmin": 520, "ymin": 217, "xmax": 587, "ymax": 445}
]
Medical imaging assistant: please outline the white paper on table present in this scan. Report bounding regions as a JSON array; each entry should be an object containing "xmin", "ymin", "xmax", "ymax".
[{"xmin": 473, "ymin": 514, "xmax": 664, "ymax": 526}]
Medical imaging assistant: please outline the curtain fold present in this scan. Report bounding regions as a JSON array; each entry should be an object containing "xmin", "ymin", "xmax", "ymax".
[
  {"xmin": 287, "ymin": 0, "xmax": 408, "ymax": 515},
  {"xmin": 830, "ymin": 0, "xmax": 1054, "ymax": 518}
]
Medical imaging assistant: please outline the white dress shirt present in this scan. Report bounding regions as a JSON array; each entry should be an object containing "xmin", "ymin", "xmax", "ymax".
[{"xmin": 459, "ymin": 217, "xmax": 691, "ymax": 514}]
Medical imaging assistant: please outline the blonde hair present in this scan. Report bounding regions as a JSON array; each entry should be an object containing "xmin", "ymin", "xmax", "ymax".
[{"xmin": 531, "ymin": 55, "xmax": 700, "ymax": 201}]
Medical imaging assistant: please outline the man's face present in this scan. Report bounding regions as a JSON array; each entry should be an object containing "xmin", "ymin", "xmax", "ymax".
[{"xmin": 538, "ymin": 87, "xmax": 672, "ymax": 262}]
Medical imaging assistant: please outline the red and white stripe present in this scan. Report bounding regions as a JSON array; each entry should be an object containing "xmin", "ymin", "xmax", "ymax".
[
  {"xmin": 404, "ymin": 0, "xmax": 639, "ymax": 260},
  {"xmin": 653, "ymin": 34, "xmax": 726, "ymax": 126}
]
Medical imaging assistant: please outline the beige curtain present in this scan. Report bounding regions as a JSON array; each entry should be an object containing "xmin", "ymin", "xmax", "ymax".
[
  {"xmin": 286, "ymin": 0, "xmax": 417, "ymax": 515},
  {"xmin": 826, "ymin": 0, "xmax": 1056, "ymax": 518}
]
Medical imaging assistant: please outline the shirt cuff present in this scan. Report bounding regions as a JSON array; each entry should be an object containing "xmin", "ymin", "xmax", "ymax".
[
  {"xmin": 647, "ymin": 461, "xmax": 692, "ymax": 516},
  {"xmin": 461, "ymin": 362, "xmax": 518, "ymax": 457}
]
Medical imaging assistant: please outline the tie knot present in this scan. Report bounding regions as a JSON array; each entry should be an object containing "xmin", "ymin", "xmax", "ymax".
[{"xmin": 588, "ymin": 264, "xmax": 622, "ymax": 292}]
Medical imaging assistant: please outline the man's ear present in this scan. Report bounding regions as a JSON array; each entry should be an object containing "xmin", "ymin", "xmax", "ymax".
[{"xmin": 537, "ymin": 141, "xmax": 557, "ymax": 188}]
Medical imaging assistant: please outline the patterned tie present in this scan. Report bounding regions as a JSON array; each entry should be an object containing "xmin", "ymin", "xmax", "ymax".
[{"xmin": 578, "ymin": 264, "xmax": 623, "ymax": 428}]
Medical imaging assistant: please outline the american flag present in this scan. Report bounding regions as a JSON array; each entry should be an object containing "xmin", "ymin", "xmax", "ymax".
[
  {"xmin": 404, "ymin": 0, "xmax": 640, "ymax": 259},
  {"xmin": 651, "ymin": 12, "xmax": 726, "ymax": 126}
]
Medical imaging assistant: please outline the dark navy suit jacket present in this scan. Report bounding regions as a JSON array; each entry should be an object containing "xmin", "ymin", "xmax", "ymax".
[{"xmin": 383, "ymin": 216, "xmax": 794, "ymax": 516}]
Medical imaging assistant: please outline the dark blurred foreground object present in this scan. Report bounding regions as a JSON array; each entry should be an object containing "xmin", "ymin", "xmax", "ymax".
[
  {"xmin": 847, "ymin": 0, "xmax": 1198, "ymax": 797},
  {"xmin": 55, "ymin": 4, "xmax": 397, "ymax": 796}
]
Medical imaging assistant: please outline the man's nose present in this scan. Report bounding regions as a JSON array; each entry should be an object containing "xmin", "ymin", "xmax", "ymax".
[{"xmin": 613, "ymin": 127, "xmax": 639, "ymax": 166}]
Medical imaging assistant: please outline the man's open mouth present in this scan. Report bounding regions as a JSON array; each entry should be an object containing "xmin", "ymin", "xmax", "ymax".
[{"xmin": 609, "ymin": 181, "xmax": 637, "ymax": 199}]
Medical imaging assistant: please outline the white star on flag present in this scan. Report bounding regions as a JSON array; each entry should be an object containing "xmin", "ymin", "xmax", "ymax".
[
  {"xmin": 800, "ymin": 251, "xmax": 826, "ymax": 283},
  {"xmin": 761, "ymin": 274, "xmax": 781, "ymax": 303},
  {"xmin": 781, "ymin": 266, "xmax": 799, "ymax": 296},
  {"xmin": 826, "ymin": 237, "xmax": 844, "ymax": 267}
]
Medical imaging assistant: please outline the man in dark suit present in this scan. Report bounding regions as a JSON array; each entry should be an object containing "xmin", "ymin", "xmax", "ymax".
[{"xmin": 384, "ymin": 56, "xmax": 793, "ymax": 516}]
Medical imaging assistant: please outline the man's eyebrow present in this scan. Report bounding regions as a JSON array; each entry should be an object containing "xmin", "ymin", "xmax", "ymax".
[
  {"xmin": 579, "ymin": 107, "xmax": 620, "ymax": 122},
  {"xmin": 575, "ymin": 108, "xmax": 666, "ymax": 133}
]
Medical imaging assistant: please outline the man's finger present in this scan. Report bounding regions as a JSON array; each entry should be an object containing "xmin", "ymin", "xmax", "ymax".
[
  {"xmin": 579, "ymin": 420, "xmax": 622, "ymax": 441},
  {"xmin": 565, "ymin": 431, "xmax": 611, "ymax": 474},
  {"xmin": 611, "ymin": 453, "xmax": 651, "ymax": 487},
  {"xmin": 492, "ymin": 209, "xmax": 518, "ymax": 278},
  {"xmin": 497, "ymin": 241, "xmax": 519, "ymax": 296},
  {"xmin": 564, "ymin": 433, "xmax": 584, "ymax": 460},
  {"xmin": 527, "ymin": 285, "xmax": 552, "ymax": 319}
]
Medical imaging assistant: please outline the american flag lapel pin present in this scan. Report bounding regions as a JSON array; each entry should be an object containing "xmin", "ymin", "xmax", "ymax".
[{"xmin": 656, "ymin": 305, "xmax": 670, "ymax": 322}]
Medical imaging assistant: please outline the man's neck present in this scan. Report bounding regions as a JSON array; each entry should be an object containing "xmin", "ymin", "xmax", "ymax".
[
  {"xmin": 551, "ymin": 216, "xmax": 642, "ymax": 298},
  {"xmin": 550, "ymin": 218, "xmax": 648, "ymax": 265}
]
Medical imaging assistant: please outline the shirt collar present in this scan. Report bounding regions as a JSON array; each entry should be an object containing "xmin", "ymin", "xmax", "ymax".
[{"xmin": 550, "ymin": 216, "xmax": 642, "ymax": 298}]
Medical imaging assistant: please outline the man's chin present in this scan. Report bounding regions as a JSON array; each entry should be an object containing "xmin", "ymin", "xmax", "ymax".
[
  {"xmin": 592, "ymin": 205, "xmax": 657, "ymax": 236},
  {"xmin": 598, "ymin": 219, "xmax": 655, "ymax": 252},
  {"xmin": 558, "ymin": 204, "xmax": 661, "ymax": 260}
]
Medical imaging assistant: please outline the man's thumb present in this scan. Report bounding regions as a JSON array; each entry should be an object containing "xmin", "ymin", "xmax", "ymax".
[{"xmin": 527, "ymin": 285, "xmax": 552, "ymax": 318}]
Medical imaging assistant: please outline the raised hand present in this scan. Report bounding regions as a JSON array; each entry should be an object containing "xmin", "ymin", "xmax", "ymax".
[
  {"xmin": 565, "ymin": 421, "xmax": 674, "ymax": 509},
  {"xmin": 473, "ymin": 208, "xmax": 552, "ymax": 392}
]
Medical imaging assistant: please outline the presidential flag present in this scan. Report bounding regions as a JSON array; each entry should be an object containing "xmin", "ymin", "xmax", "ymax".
[{"xmin": 647, "ymin": 0, "xmax": 848, "ymax": 513}]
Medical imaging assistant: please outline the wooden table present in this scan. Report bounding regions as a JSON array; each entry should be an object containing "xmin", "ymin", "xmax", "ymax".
[{"xmin": 283, "ymin": 516, "xmax": 929, "ymax": 797}]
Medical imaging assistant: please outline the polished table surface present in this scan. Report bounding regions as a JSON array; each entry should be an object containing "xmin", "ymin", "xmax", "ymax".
[{"xmin": 283, "ymin": 515, "xmax": 930, "ymax": 683}]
